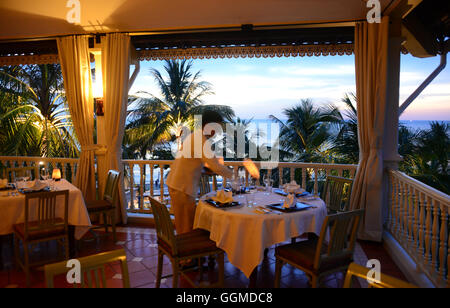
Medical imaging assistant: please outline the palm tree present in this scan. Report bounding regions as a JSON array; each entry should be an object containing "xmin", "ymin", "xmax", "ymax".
[
  {"xmin": 218, "ymin": 117, "xmax": 262, "ymax": 160},
  {"xmin": 270, "ymin": 99, "xmax": 343, "ymax": 162},
  {"xmin": 125, "ymin": 60, "xmax": 234, "ymax": 158},
  {"xmin": 0, "ymin": 64, "xmax": 78, "ymax": 158},
  {"xmin": 333, "ymin": 93, "xmax": 359, "ymax": 164}
]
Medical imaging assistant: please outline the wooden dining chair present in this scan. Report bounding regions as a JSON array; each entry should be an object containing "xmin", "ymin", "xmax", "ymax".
[
  {"xmin": 45, "ymin": 248, "xmax": 130, "ymax": 288},
  {"xmin": 13, "ymin": 190, "xmax": 70, "ymax": 287},
  {"xmin": 85, "ymin": 170, "xmax": 120, "ymax": 242},
  {"xmin": 343, "ymin": 262, "xmax": 417, "ymax": 288},
  {"xmin": 6, "ymin": 166, "xmax": 39, "ymax": 182},
  {"xmin": 149, "ymin": 196, "xmax": 225, "ymax": 288},
  {"xmin": 322, "ymin": 176, "xmax": 354, "ymax": 213},
  {"xmin": 274, "ymin": 209, "xmax": 364, "ymax": 288}
]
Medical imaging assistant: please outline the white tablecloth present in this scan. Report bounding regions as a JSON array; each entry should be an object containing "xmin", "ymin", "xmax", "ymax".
[
  {"xmin": 194, "ymin": 190, "xmax": 327, "ymax": 278},
  {"xmin": 0, "ymin": 179, "xmax": 91, "ymax": 240}
]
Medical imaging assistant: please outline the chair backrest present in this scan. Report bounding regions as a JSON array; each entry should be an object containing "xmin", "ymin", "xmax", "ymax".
[
  {"xmin": 343, "ymin": 263, "xmax": 417, "ymax": 288},
  {"xmin": 199, "ymin": 174, "xmax": 212, "ymax": 197},
  {"xmin": 45, "ymin": 249, "xmax": 130, "ymax": 288},
  {"xmin": 24, "ymin": 190, "xmax": 69, "ymax": 239},
  {"xmin": 149, "ymin": 196, "xmax": 178, "ymax": 256},
  {"xmin": 6, "ymin": 166, "xmax": 39, "ymax": 182},
  {"xmin": 322, "ymin": 176, "xmax": 354, "ymax": 212},
  {"xmin": 103, "ymin": 170, "xmax": 120, "ymax": 203},
  {"xmin": 313, "ymin": 209, "xmax": 364, "ymax": 271}
]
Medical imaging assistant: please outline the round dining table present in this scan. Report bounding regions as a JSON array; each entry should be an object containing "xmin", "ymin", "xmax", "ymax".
[{"xmin": 193, "ymin": 189, "xmax": 327, "ymax": 282}]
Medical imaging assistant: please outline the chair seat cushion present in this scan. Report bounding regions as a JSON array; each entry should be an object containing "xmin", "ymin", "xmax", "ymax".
[
  {"xmin": 86, "ymin": 199, "xmax": 114, "ymax": 212},
  {"xmin": 275, "ymin": 235, "xmax": 353, "ymax": 274},
  {"xmin": 158, "ymin": 229, "xmax": 221, "ymax": 258},
  {"xmin": 13, "ymin": 219, "xmax": 66, "ymax": 241}
]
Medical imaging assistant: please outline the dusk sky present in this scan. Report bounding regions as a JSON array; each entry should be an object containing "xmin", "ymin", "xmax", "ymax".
[{"xmin": 130, "ymin": 54, "xmax": 450, "ymax": 122}]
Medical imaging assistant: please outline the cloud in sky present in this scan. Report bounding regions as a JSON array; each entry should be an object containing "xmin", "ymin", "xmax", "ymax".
[{"xmin": 130, "ymin": 55, "xmax": 450, "ymax": 121}]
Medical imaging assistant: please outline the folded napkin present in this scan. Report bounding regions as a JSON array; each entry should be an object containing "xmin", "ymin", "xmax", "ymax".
[
  {"xmin": 0, "ymin": 179, "xmax": 7, "ymax": 189},
  {"xmin": 283, "ymin": 193, "xmax": 296, "ymax": 209},
  {"xmin": 283, "ymin": 181, "xmax": 304, "ymax": 194},
  {"xmin": 15, "ymin": 180, "xmax": 35, "ymax": 190},
  {"xmin": 212, "ymin": 190, "xmax": 234, "ymax": 204}
]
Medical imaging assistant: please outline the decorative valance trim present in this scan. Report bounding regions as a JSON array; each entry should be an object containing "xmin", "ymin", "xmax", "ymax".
[
  {"xmin": 0, "ymin": 45, "xmax": 408, "ymax": 66},
  {"xmin": 0, "ymin": 54, "xmax": 59, "ymax": 66},
  {"xmin": 137, "ymin": 44, "xmax": 355, "ymax": 60}
]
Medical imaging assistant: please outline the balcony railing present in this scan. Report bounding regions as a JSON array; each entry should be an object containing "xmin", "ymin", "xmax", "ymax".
[
  {"xmin": 387, "ymin": 169, "xmax": 449, "ymax": 288},
  {"xmin": 122, "ymin": 160, "xmax": 358, "ymax": 214},
  {"xmin": 0, "ymin": 156, "xmax": 79, "ymax": 182}
]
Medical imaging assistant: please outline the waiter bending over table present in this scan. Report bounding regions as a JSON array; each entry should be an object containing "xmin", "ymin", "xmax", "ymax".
[{"xmin": 167, "ymin": 111, "xmax": 233, "ymax": 234}]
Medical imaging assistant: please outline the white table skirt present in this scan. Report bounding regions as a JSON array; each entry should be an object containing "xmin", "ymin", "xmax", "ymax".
[
  {"xmin": 0, "ymin": 179, "xmax": 91, "ymax": 240},
  {"xmin": 194, "ymin": 190, "xmax": 327, "ymax": 278}
]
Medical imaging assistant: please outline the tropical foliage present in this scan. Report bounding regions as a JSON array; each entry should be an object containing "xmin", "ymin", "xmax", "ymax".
[
  {"xmin": 270, "ymin": 98, "xmax": 343, "ymax": 162},
  {"xmin": 0, "ymin": 64, "xmax": 78, "ymax": 158},
  {"xmin": 124, "ymin": 60, "xmax": 234, "ymax": 159}
]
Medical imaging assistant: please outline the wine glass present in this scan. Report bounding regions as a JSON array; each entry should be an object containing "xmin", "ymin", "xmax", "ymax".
[{"xmin": 41, "ymin": 168, "xmax": 49, "ymax": 182}]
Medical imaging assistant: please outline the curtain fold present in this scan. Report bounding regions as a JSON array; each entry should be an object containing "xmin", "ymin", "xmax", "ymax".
[
  {"xmin": 101, "ymin": 33, "xmax": 131, "ymax": 224},
  {"xmin": 57, "ymin": 36, "xmax": 96, "ymax": 201},
  {"xmin": 350, "ymin": 17, "xmax": 389, "ymax": 242}
]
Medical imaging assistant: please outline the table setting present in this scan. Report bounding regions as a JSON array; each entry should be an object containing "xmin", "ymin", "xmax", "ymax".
[
  {"xmin": 194, "ymin": 179, "xmax": 328, "ymax": 278},
  {"xmin": 0, "ymin": 171, "xmax": 91, "ymax": 240}
]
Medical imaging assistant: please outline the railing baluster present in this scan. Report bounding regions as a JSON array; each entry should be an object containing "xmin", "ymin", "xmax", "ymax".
[
  {"xmin": 129, "ymin": 163, "xmax": 135, "ymax": 210},
  {"xmin": 438, "ymin": 202, "xmax": 448, "ymax": 282},
  {"xmin": 407, "ymin": 183, "xmax": 414, "ymax": 252},
  {"xmin": 418, "ymin": 191, "xmax": 426, "ymax": 258},
  {"xmin": 412, "ymin": 186, "xmax": 420, "ymax": 255},
  {"xmin": 139, "ymin": 163, "xmax": 145, "ymax": 212},
  {"xmin": 386, "ymin": 174, "xmax": 395, "ymax": 232},
  {"xmin": 313, "ymin": 168, "xmax": 318, "ymax": 196},
  {"xmin": 150, "ymin": 164, "xmax": 154, "ymax": 197},
  {"xmin": 301, "ymin": 168, "xmax": 307, "ymax": 189},
  {"xmin": 160, "ymin": 164, "xmax": 164, "ymax": 204},
  {"xmin": 431, "ymin": 198, "xmax": 439, "ymax": 271},
  {"xmin": 425, "ymin": 195, "xmax": 433, "ymax": 267},
  {"xmin": 278, "ymin": 167, "xmax": 283, "ymax": 187}
]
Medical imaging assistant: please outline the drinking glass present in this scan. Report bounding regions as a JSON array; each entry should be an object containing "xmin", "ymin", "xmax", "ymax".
[
  {"xmin": 245, "ymin": 193, "xmax": 255, "ymax": 208},
  {"xmin": 263, "ymin": 176, "xmax": 272, "ymax": 195},
  {"xmin": 41, "ymin": 169, "xmax": 50, "ymax": 182}
]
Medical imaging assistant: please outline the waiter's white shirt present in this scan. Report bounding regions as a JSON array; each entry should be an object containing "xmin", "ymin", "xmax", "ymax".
[{"xmin": 167, "ymin": 129, "xmax": 233, "ymax": 197}]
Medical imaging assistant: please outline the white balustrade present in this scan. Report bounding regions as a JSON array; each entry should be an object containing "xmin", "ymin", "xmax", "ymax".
[
  {"xmin": 387, "ymin": 169, "xmax": 449, "ymax": 288},
  {"xmin": 122, "ymin": 159, "xmax": 357, "ymax": 214}
]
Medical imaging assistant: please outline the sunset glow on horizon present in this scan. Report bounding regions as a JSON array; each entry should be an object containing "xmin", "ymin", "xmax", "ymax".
[{"xmin": 130, "ymin": 54, "xmax": 450, "ymax": 122}]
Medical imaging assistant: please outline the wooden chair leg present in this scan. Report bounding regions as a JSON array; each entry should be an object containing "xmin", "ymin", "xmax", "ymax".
[
  {"xmin": 155, "ymin": 251, "xmax": 163, "ymax": 288},
  {"xmin": 64, "ymin": 236, "xmax": 70, "ymax": 260},
  {"xmin": 172, "ymin": 259, "xmax": 179, "ymax": 288},
  {"xmin": 217, "ymin": 253, "xmax": 224, "ymax": 287},
  {"xmin": 23, "ymin": 243, "xmax": 30, "ymax": 287},
  {"xmin": 13, "ymin": 235, "xmax": 20, "ymax": 271},
  {"xmin": 274, "ymin": 258, "xmax": 283, "ymax": 288},
  {"xmin": 111, "ymin": 210, "xmax": 117, "ymax": 243},
  {"xmin": 311, "ymin": 275, "xmax": 318, "ymax": 288},
  {"xmin": 103, "ymin": 213, "xmax": 109, "ymax": 233}
]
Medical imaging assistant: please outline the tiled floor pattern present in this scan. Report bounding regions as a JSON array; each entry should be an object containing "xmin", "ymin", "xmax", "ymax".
[{"xmin": 0, "ymin": 226, "xmax": 408, "ymax": 288}]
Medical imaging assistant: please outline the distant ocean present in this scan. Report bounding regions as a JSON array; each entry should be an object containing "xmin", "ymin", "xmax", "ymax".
[
  {"xmin": 131, "ymin": 119, "xmax": 449, "ymax": 185},
  {"xmin": 399, "ymin": 120, "xmax": 450, "ymax": 131}
]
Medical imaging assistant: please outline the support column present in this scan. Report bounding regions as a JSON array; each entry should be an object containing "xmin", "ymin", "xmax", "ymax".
[{"xmin": 382, "ymin": 15, "xmax": 404, "ymax": 224}]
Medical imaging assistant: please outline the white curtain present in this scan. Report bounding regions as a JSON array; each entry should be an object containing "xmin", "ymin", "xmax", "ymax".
[
  {"xmin": 101, "ymin": 33, "xmax": 131, "ymax": 224},
  {"xmin": 57, "ymin": 36, "xmax": 96, "ymax": 201},
  {"xmin": 350, "ymin": 17, "xmax": 390, "ymax": 242}
]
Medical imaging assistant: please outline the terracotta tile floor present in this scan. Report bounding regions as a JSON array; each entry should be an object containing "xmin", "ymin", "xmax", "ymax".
[{"xmin": 0, "ymin": 225, "xmax": 408, "ymax": 288}]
